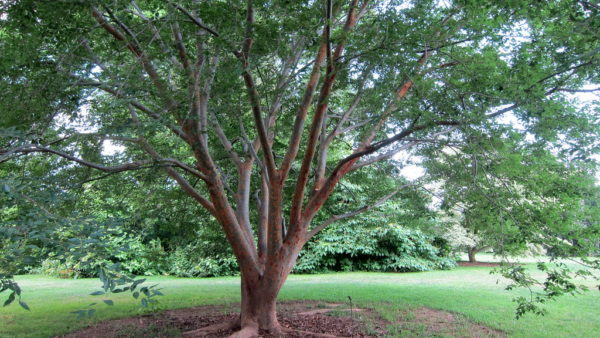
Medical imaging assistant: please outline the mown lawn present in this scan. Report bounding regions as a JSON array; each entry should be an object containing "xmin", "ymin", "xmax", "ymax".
[{"xmin": 1, "ymin": 260, "xmax": 598, "ymax": 337}]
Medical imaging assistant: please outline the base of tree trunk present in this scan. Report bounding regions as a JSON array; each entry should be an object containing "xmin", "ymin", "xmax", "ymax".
[
  {"xmin": 228, "ymin": 325, "xmax": 344, "ymax": 338},
  {"xmin": 228, "ymin": 325, "xmax": 260, "ymax": 338},
  {"xmin": 181, "ymin": 316, "xmax": 346, "ymax": 338},
  {"xmin": 468, "ymin": 248, "xmax": 478, "ymax": 263}
]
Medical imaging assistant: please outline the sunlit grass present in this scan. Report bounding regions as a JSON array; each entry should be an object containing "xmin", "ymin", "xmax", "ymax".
[{"xmin": 1, "ymin": 264, "xmax": 598, "ymax": 337}]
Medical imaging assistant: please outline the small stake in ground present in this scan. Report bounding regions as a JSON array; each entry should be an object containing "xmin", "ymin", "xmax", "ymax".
[{"xmin": 348, "ymin": 296, "xmax": 353, "ymax": 319}]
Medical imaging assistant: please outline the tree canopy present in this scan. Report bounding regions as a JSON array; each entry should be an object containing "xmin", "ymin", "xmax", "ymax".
[{"xmin": 1, "ymin": 0, "xmax": 599, "ymax": 335}]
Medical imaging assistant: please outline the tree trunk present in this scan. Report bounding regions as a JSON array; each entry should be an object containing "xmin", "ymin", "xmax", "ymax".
[
  {"xmin": 233, "ymin": 246, "xmax": 302, "ymax": 338},
  {"xmin": 237, "ymin": 276, "xmax": 281, "ymax": 337},
  {"xmin": 467, "ymin": 247, "xmax": 477, "ymax": 263}
]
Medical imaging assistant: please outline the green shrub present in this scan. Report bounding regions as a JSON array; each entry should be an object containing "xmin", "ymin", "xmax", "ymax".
[
  {"xmin": 167, "ymin": 244, "xmax": 238, "ymax": 277},
  {"xmin": 35, "ymin": 259, "xmax": 76, "ymax": 279},
  {"xmin": 294, "ymin": 224, "xmax": 456, "ymax": 274},
  {"xmin": 114, "ymin": 239, "xmax": 169, "ymax": 276},
  {"xmin": 29, "ymin": 224, "xmax": 170, "ymax": 278}
]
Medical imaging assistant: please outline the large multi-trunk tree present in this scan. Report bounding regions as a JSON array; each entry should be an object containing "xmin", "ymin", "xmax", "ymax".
[{"xmin": 1, "ymin": 0, "xmax": 598, "ymax": 336}]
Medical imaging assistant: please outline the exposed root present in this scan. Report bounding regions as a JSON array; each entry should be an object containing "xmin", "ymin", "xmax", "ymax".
[
  {"xmin": 228, "ymin": 325, "xmax": 259, "ymax": 338},
  {"xmin": 182, "ymin": 318, "xmax": 240, "ymax": 337}
]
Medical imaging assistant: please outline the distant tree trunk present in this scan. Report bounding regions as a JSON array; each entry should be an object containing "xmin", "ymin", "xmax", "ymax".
[{"xmin": 468, "ymin": 247, "xmax": 478, "ymax": 263}]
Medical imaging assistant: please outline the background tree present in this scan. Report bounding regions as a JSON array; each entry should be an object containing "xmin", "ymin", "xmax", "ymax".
[
  {"xmin": 425, "ymin": 131, "xmax": 599, "ymax": 263},
  {"xmin": 1, "ymin": 0, "xmax": 599, "ymax": 335}
]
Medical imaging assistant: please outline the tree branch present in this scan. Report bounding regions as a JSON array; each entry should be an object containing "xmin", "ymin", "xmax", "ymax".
[
  {"xmin": 210, "ymin": 111, "xmax": 243, "ymax": 165},
  {"xmin": 128, "ymin": 106, "xmax": 216, "ymax": 221},
  {"xmin": 171, "ymin": 2, "xmax": 221, "ymax": 38},
  {"xmin": 306, "ymin": 183, "xmax": 413, "ymax": 240},
  {"xmin": 3, "ymin": 145, "xmax": 154, "ymax": 173},
  {"xmin": 238, "ymin": 0, "xmax": 277, "ymax": 180},
  {"xmin": 73, "ymin": 79, "xmax": 189, "ymax": 141},
  {"xmin": 92, "ymin": 7, "xmax": 177, "ymax": 112},
  {"xmin": 288, "ymin": 0, "xmax": 365, "ymax": 231}
]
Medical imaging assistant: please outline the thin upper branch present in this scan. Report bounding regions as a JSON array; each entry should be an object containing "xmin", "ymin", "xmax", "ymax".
[
  {"xmin": 74, "ymin": 79, "xmax": 189, "ymax": 141},
  {"xmin": 171, "ymin": 2, "xmax": 220, "ymax": 37},
  {"xmin": 236, "ymin": 0, "xmax": 277, "ymax": 180},
  {"xmin": 306, "ymin": 183, "xmax": 413, "ymax": 240},
  {"xmin": 279, "ymin": 40, "xmax": 328, "ymax": 178},
  {"xmin": 210, "ymin": 111, "xmax": 243, "ymax": 165},
  {"xmin": 92, "ymin": 7, "xmax": 177, "ymax": 112},
  {"xmin": 3, "ymin": 145, "xmax": 154, "ymax": 173}
]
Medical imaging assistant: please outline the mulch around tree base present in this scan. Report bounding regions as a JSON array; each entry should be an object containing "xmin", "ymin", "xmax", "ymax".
[
  {"xmin": 62, "ymin": 300, "xmax": 505, "ymax": 337},
  {"xmin": 62, "ymin": 301, "xmax": 386, "ymax": 337}
]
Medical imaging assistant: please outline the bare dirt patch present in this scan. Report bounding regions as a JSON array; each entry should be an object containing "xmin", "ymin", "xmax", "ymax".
[{"xmin": 396, "ymin": 307, "xmax": 506, "ymax": 337}]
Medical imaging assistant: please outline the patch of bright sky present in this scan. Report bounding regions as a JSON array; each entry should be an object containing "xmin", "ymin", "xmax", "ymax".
[
  {"xmin": 497, "ymin": 20, "xmax": 532, "ymax": 64},
  {"xmin": 55, "ymin": 104, "xmax": 126, "ymax": 157},
  {"xmin": 102, "ymin": 140, "xmax": 126, "ymax": 156},
  {"xmin": 69, "ymin": 65, "xmax": 127, "ymax": 156},
  {"xmin": 399, "ymin": 156, "xmax": 425, "ymax": 181}
]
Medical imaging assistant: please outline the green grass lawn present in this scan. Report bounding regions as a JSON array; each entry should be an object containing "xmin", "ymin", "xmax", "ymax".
[{"xmin": 1, "ymin": 261, "xmax": 598, "ymax": 337}]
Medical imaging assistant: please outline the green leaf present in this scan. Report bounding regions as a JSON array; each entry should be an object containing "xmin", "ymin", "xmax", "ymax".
[
  {"xmin": 70, "ymin": 310, "xmax": 86, "ymax": 319},
  {"xmin": 141, "ymin": 298, "xmax": 148, "ymax": 307},
  {"xmin": 131, "ymin": 279, "xmax": 146, "ymax": 290},
  {"xmin": 103, "ymin": 299, "xmax": 114, "ymax": 306},
  {"xmin": 90, "ymin": 291, "xmax": 105, "ymax": 296},
  {"xmin": 19, "ymin": 301, "xmax": 30, "ymax": 311},
  {"xmin": 132, "ymin": 291, "xmax": 139, "ymax": 299},
  {"xmin": 3, "ymin": 292, "xmax": 15, "ymax": 307}
]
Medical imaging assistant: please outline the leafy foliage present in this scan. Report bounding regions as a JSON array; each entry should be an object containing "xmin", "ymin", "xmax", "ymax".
[
  {"xmin": 0, "ymin": 274, "xmax": 28, "ymax": 311},
  {"xmin": 494, "ymin": 259, "xmax": 599, "ymax": 319},
  {"xmin": 295, "ymin": 223, "xmax": 455, "ymax": 273},
  {"xmin": 166, "ymin": 244, "xmax": 239, "ymax": 278},
  {"xmin": 71, "ymin": 264, "xmax": 162, "ymax": 319}
]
